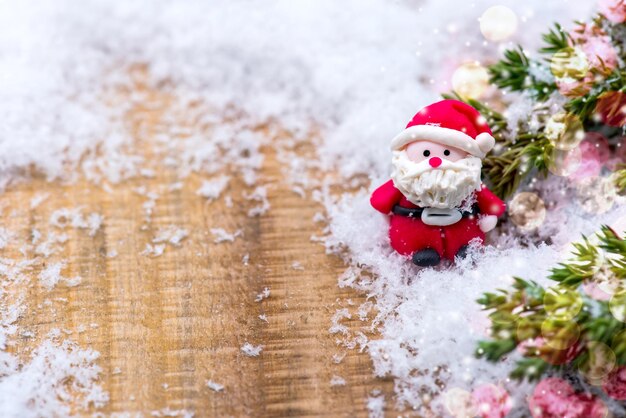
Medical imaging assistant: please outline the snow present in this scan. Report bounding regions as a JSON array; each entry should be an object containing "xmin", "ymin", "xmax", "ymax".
[
  {"xmin": 142, "ymin": 243, "xmax": 166, "ymax": 257},
  {"xmin": 210, "ymin": 228, "xmax": 242, "ymax": 244},
  {"xmin": 367, "ymin": 391, "xmax": 385, "ymax": 418},
  {"xmin": 206, "ymin": 380, "xmax": 225, "ymax": 392},
  {"xmin": 255, "ymin": 287, "xmax": 271, "ymax": 302},
  {"xmin": 38, "ymin": 261, "xmax": 82, "ymax": 290},
  {"xmin": 0, "ymin": 336, "xmax": 108, "ymax": 418},
  {"xmin": 329, "ymin": 308, "xmax": 351, "ymax": 335},
  {"xmin": 197, "ymin": 176, "xmax": 230, "ymax": 200},
  {"xmin": 244, "ymin": 186, "xmax": 271, "ymax": 218},
  {"xmin": 330, "ymin": 375, "xmax": 347, "ymax": 387},
  {"xmin": 29, "ymin": 193, "xmax": 49, "ymax": 210},
  {"xmin": 153, "ymin": 226, "xmax": 189, "ymax": 247},
  {"xmin": 240, "ymin": 342, "xmax": 263, "ymax": 357},
  {"xmin": 0, "ymin": 228, "xmax": 15, "ymax": 250},
  {"xmin": 49, "ymin": 207, "xmax": 104, "ymax": 237}
]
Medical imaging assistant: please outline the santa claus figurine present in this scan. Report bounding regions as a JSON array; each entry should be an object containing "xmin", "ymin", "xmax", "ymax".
[{"xmin": 370, "ymin": 99, "xmax": 506, "ymax": 267}]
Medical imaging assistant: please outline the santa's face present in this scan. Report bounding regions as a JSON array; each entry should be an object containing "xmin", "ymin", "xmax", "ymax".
[
  {"xmin": 405, "ymin": 141, "xmax": 468, "ymax": 164},
  {"xmin": 391, "ymin": 140, "xmax": 483, "ymax": 209}
]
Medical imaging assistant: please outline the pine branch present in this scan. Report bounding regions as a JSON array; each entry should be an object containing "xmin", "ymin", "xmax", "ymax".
[
  {"xmin": 476, "ymin": 228, "xmax": 626, "ymax": 380},
  {"xmin": 539, "ymin": 24, "xmax": 571, "ymax": 54},
  {"xmin": 488, "ymin": 47, "xmax": 556, "ymax": 101}
]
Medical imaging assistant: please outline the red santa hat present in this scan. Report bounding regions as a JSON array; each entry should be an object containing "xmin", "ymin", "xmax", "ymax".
[{"xmin": 390, "ymin": 99, "xmax": 496, "ymax": 158}]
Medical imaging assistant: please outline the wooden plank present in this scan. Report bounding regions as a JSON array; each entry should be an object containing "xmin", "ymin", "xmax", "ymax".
[{"xmin": 2, "ymin": 91, "xmax": 397, "ymax": 416}]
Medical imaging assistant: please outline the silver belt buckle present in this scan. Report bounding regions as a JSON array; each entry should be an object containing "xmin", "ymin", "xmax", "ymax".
[{"xmin": 421, "ymin": 207, "xmax": 462, "ymax": 226}]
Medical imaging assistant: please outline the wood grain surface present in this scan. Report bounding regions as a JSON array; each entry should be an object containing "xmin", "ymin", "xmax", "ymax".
[{"xmin": 4, "ymin": 82, "xmax": 397, "ymax": 417}]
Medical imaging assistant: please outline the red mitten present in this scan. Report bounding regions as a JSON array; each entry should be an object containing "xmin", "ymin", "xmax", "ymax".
[{"xmin": 370, "ymin": 180, "xmax": 403, "ymax": 214}]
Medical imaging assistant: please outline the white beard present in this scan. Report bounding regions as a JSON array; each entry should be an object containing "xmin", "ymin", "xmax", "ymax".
[{"xmin": 390, "ymin": 151, "xmax": 483, "ymax": 209}]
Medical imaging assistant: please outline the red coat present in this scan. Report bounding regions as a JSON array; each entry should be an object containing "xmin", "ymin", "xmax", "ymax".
[{"xmin": 370, "ymin": 180, "xmax": 505, "ymax": 260}]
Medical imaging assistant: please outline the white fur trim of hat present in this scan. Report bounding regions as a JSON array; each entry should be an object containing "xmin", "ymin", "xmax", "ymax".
[{"xmin": 390, "ymin": 124, "xmax": 495, "ymax": 159}]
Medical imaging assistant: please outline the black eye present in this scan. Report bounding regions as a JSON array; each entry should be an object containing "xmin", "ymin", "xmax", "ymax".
[
  {"xmin": 444, "ymin": 150, "xmax": 451, "ymax": 156},
  {"xmin": 423, "ymin": 150, "xmax": 431, "ymax": 157}
]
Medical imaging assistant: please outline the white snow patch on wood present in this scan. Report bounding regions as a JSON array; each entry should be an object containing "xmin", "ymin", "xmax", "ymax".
[
  {"xmin": 328, "ymin": 308, "xmax": 350, "ymax": 335},
  {"xmin": 255, "ymin": 287, "xmax": 270, "ymax": 302},
  {"xmin": 210, "ymin": 228, "xmax": 242, "ymax": 244},
  {"xmin": 29, "ymin": 193, "xmax": 50, "ymax": 210},
  {"xmin": 244, "ymin": 186, "xmax": 270, "ymax": 217},
  {"xmin": 38, "ymin": 262, "xmax": 82, "ymax": 290},
  {"xmin": 330, "ymin": 375, "xmax": 346, "ymax": 387},
  {"xmin": 197, "ymin": 175, "xmax": 230, "ymax": 200},
  {"xmin": 153, "ymin": 226, "xmax": 189, "ymax": 247},
  {"xmin": 0, "ymin": 337, "xmax": 108, "ymax": 417},
  {"xmin": 367, "ymin": 391, "xmax": 385, "ymax": 418},
  {"xmin": 142, "ymin": 243, "xmax": 166, "ymax": 257},
  {"xmin": 240, "ymin": 342, "xmax": 263, "ymax": 357},
  {"xmin": 206, "ymin": 380, "xmax": 225, "ymax": 392}
]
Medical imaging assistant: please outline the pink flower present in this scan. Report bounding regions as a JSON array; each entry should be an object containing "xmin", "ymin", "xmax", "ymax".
[
  {"xmin": 570, "ymin": 156, "xmax": 602, "ymax": 181},
  {"xmin": 518, "ymin": 338, "xmax": 584, "ymax": 365},
  {"xmin": 595, "ymin": 91, "xmax": 626, "ymax": 127},
  {"xmin": 471, "ymin": 384, "xmax": 512, "ymax": 418},
  {"xmin": 607, "ymin": 137, "xmax": 626, "ymax": 170},
  {"xmin": 570, "ymin": 133, "xmax": 611, "ymax": 181},
  {"xmin": 582, "ymin": 133, "xmax": 611, "ymax": 163},
  {"xmin": 556, "ymin": 74, "xmax": 593, "ymax": 98},
  {"xmin": 571, "ymin": 24, "xmax": 618, "ymax": 75},
  {"xmin": 582, "ymin": 281, "xmax": 612, "ymax": 301},
  {"xmin": 603, "ymin": 366, "xmax": 626, "ymax": 400},
  {"xmin": 528, "ymin": 378, "xmax": 607, "ymax": 418},
  {"xmin": 598, "ymin": 0, "xmax": 626, "ymax": 23}
]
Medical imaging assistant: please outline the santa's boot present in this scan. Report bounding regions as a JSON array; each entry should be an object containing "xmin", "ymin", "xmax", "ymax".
[
  {"xmin": 455, "ymin": 245, "xmax": 470, "ymax": 260},
  {"xmin": 412, "ymin": 249, "xmax": 440, "ymax": 267}
]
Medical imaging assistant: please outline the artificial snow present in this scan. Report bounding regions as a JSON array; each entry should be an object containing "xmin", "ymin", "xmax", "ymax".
[
  {"xmin": 240, "ymin": 342, "xmax": 263, "ymax": 357},
  {"xmin": 210, "ymin": 228, "xmax": 242, "ymax": 244},
  {"xmin": 142, "ymin": 243, "xmax": 166, "ymax": 257},
  {"xmin": 153, "ymin": 226, "xmax": 189, "ymax": 247},
  {"xmin": 244, "ymin": 186, "xmax": 270, "ymax": 218},
  {"xmin": 0, "ymin": 336, "xmax": 108, "ymax": 418},
  {"xmin": 367, "ymin": 391, "xmax": 385, "ymax": 418},
  {"xmin": 38, "ymin": 262, "xmax": 82, "ymax": 290},
  {"xmin": 196, "ymin": 176, "xmax": 230, "ymax": 200},
  {"xmin": 330, "ymin": 375, "xmax": 347, "ymax": 387},
  {"xmin": 50, "ymin": 207, "xmax": 103, "ymax": 235},
  {"xmin": 328, "ymin": 308, "xmax": 351, "ymax": 336},
  {"xmin": 255, "ymin": 287, "xmax": 271, "ymax": 302},
  {"xmin": 206, "ymin": 380, "xmax": 225, "ymax": 392}
]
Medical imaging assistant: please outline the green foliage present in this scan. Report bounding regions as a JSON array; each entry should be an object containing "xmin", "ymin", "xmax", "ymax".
[
  {"xmin": 476, "ymin": 227, "xmax": 626, "ymax": 381},
  {"xmin": 539, "ymin": 24, "xmax": 570, "ymax": 54},
  {"xmin": 445, "ymin": 18, "xmax": 626, "ymax": 199},
  {"xmin": 488, "ymin": 47, "xmax": 556, "ymax": 101}
]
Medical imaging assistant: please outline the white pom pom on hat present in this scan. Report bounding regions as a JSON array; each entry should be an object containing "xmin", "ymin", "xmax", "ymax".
[{"xmin": 390, "ymin": 99, "xmax": 496, "ymax": 158}]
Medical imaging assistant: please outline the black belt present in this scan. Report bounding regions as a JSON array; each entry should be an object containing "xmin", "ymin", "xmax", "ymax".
[{"xmin": 392, "ymin": 204, "xmax": 479, "ymax": 218}]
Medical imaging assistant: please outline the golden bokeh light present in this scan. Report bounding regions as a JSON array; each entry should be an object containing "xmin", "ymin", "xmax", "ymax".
[
  {"xmin": 545, "ymin": 112, "xmax": 585, "ymax": 151},
  {"xmin": 508, "ymin": 192, "xmax": 546, "ymax": 232},
  {"xmin": 550, "ymin": 47, "xmax": 589, "ymax": 81},
  {"xmin": 444, "ymin": 387, "xmax": 477, "ymax": 418},
  {"xmin": 452, "ymin": 62, "xmax": 490, "ymax": 99},
  {"xmin": 544, "ymin": 287, "xmax": 583, "ymax": 321},
  {"xmin": 579, "ymin": 341, "xmax": 617, "ymax": 385},
  {"xmin": 541, "ymin": 318, "xmax": 580, "ymax": 350}
]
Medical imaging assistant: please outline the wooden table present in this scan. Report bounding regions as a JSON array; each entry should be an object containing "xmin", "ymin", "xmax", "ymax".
[{"xmin": 4, "ymin": 83, "xmax": 396, "ymax": 417}]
